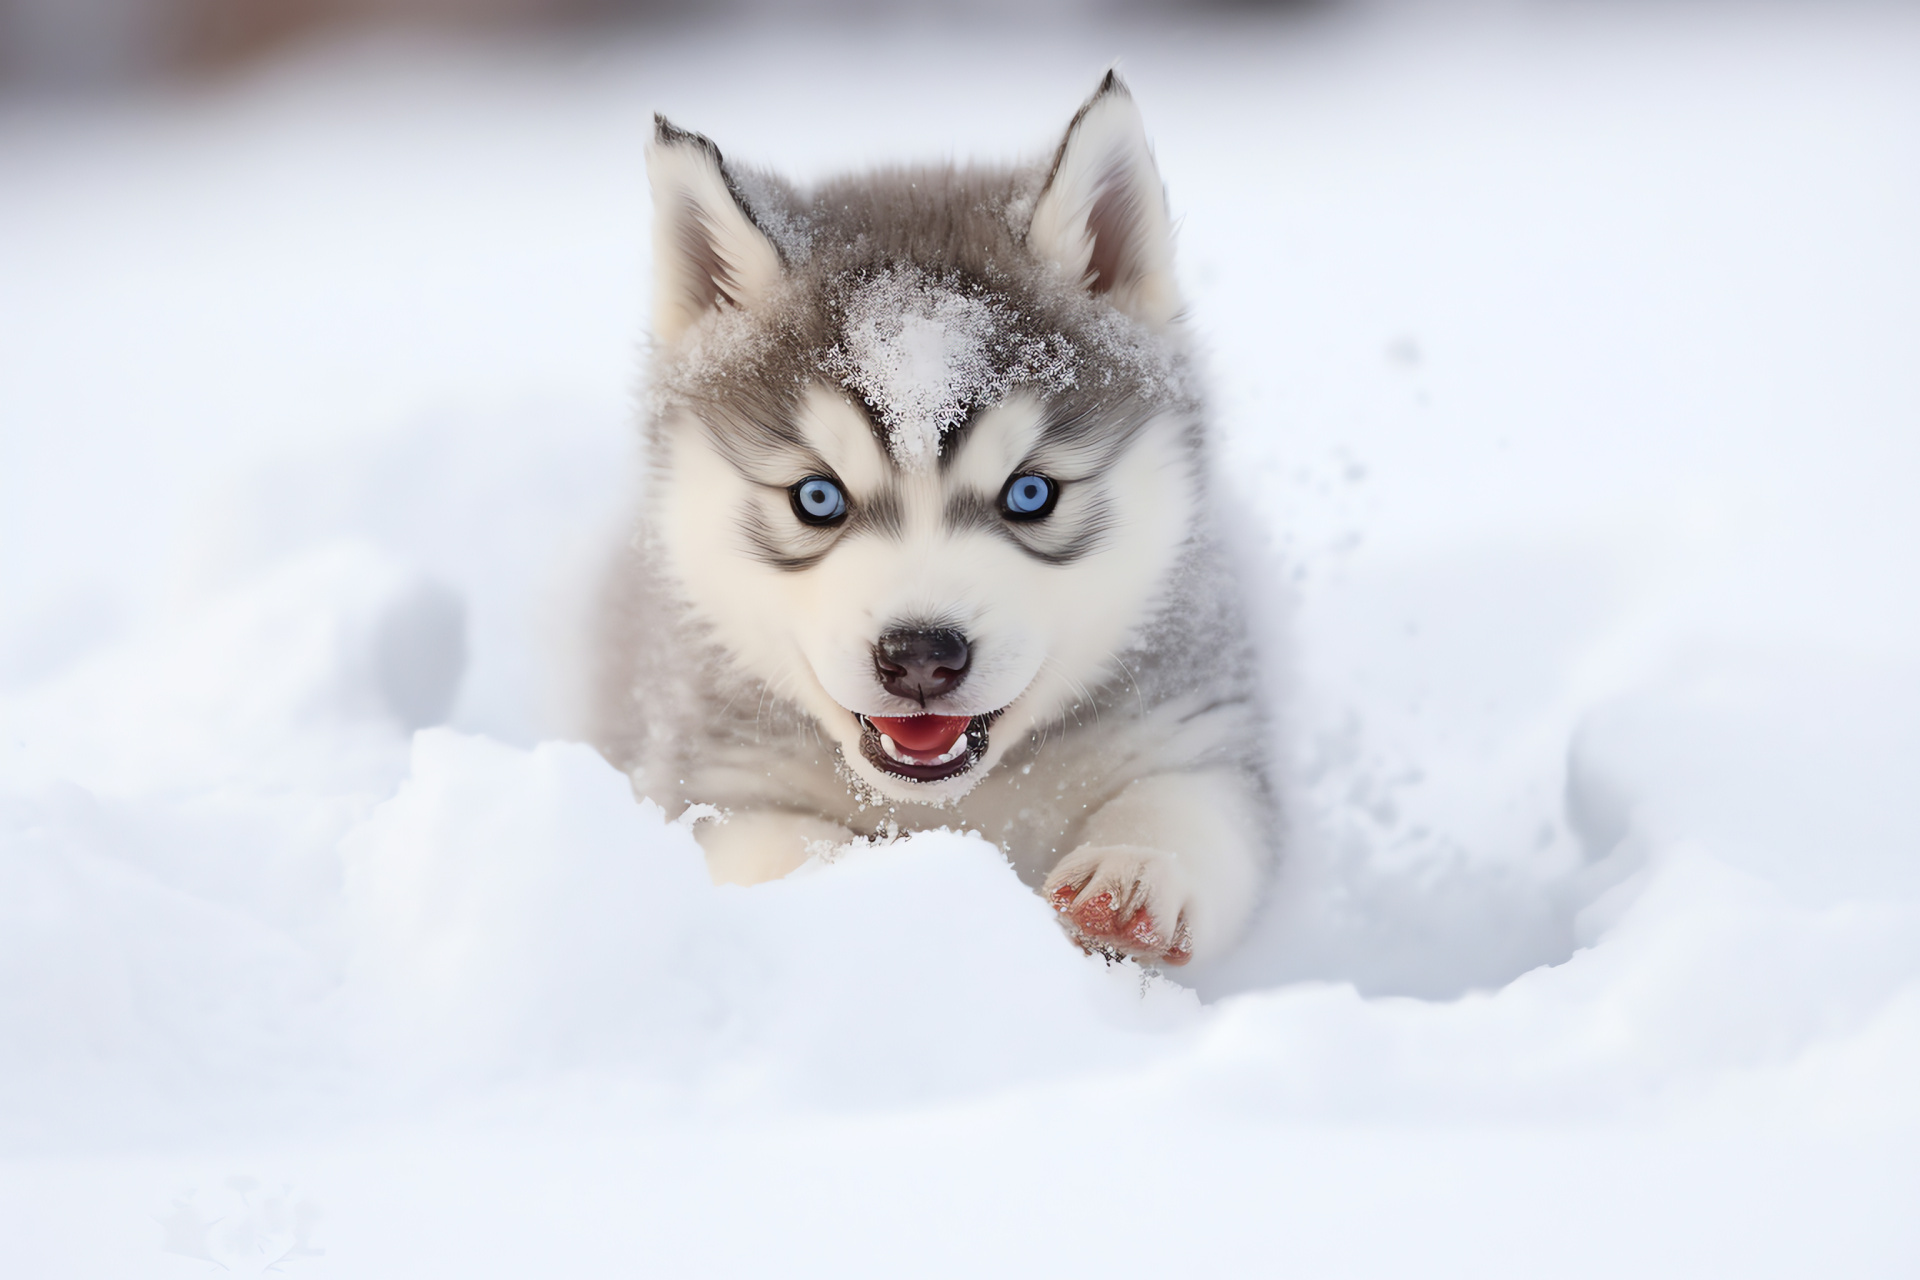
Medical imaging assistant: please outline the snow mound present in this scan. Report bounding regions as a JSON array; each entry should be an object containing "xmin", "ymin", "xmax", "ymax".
[{"xmin": 344, "ymin": 730, "xmax": 1197, "ymax": 1104}]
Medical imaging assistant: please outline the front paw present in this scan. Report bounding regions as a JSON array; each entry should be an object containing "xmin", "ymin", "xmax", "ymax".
[
  {"xmin": 1043, "ymin": 845, "xmax": 1193, "ymax": 967},
  {"xmin": 695, "ymin": 810, "xmax": 854, "ymax": 886}
]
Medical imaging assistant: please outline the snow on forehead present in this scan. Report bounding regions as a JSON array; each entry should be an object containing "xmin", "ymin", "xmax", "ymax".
[{"xmin": 821, "ymin": 268, "xmax": 1076, "ymax": 471}]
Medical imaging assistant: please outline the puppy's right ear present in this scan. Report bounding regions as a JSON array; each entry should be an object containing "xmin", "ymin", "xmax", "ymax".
[
  {"xmin": 1027, "ymin": 74, "xmax": 1178, "ymax": 330},
  {"xmin": 647, "ymin": 115, "xmax": 784, "ymax": 345}
]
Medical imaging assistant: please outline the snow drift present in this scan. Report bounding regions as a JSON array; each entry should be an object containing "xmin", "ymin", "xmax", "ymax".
[{"xmin": 2, "ymin": 4, "xmax": 1917, "ymax": 1275}]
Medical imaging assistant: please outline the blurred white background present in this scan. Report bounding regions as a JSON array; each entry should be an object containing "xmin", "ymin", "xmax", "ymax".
[{"xmin": 2, "ymin": 2, "xmax": 1917, "ymax": 1276}]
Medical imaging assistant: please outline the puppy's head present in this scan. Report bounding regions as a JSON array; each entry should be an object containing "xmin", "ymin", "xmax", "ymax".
[{"xmin": 644, "ymin": 76, "xmax": 1200, "ymax": 806}]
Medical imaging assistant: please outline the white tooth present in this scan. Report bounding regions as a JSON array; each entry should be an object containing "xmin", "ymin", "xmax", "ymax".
[
  {"xmin": 879, "ymin": 734, "xmax": 905, "ymax": 762},
  {"xmin": 935, "ymin": 737, "xmax": 967, "ymax": 764}
]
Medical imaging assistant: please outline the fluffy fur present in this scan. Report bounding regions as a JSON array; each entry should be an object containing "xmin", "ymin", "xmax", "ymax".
[{"xmin": 595, "ymin": 74, "xmax": 1273, "ymax": 965}]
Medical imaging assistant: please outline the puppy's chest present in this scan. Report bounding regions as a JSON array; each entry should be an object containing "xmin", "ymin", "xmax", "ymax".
[
  {"xmin": 940, "ymin": 754, "xmax": 1121, "ymax": 878},
  {"xmin": 771, "ymin": 724, "xmax": 1140, "ymax": 877}
]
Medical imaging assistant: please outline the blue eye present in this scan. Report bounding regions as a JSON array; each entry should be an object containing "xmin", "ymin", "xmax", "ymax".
[
  {"xmin": 791, "ymin": 476, "xmax": 847, "ymax": 524},
  {"xmin": 1001, "ymin": 473, "xmax": 1056, "ymax": 520}
]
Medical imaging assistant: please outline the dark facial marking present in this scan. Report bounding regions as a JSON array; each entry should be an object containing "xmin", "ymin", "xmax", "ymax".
[
  {"xmin": 943, "ymin": 487, "xmax": 1112, "ymax": 566},
  {"xmin": 843, "ymin": 487, "xmax": 905, "ymax": 540},
  {"xmin": 740, "ymin": 506, "xmax": 832, "ymax": 573},
  {"xmin": 738, "ymin": 476, "xmax": 908, "ymax": 573}
]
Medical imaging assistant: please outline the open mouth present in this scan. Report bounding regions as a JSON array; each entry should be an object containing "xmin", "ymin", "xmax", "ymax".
[{"xmin": 855, "ymin": 711, "xmax": 999, "ymax": 783}]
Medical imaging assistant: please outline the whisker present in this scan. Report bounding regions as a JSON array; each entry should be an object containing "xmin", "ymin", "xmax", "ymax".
[{"xmin": 1038, "ymin": 655, "xmax": 1099, "ymax": 732}]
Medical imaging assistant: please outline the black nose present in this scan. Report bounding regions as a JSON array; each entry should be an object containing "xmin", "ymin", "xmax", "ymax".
[{"xmin": 874, "ymin": 627, "xmax": 970, "ymax": 704}]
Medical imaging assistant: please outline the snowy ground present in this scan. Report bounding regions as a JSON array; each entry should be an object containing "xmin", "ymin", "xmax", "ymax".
[{"xmin": 3, "ymin": 4, "xmax": 1919, "ymax": 1275}]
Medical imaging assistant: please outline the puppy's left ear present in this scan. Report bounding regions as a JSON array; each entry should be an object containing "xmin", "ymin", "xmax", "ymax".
[
  {"xmin": 647, "ymin": 115, "xmax": 785, "ymax": 345},
  {"xmin": 1027, "ymin": 73, "xmax": 1179, "ymax": 329}
]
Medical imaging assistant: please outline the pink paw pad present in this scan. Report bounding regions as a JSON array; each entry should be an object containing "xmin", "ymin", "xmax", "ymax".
[{"xmin": 1051, "ymin": 883, "xmax": 1191, "ymax": 966}]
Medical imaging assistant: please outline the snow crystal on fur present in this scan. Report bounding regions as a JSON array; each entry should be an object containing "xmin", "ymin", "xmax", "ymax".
[{"xmin": 821, "ymin": 268, "xmax": 1077, "ymax": 470}]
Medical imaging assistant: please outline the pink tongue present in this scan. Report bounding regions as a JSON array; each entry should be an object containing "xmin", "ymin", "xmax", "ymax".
[{"xmin": 869, "ymin": 714, "xmax": 971, "ymax": 758}]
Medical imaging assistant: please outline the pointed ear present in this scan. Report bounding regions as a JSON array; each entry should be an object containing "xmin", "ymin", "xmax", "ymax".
[
  {"xmin": 1026, "ymin": 73, "xmax": 1180, "ymax": 329},
  {"xmin": 647, "ymin": 115, "xmax": 784, "ymax": 345}
]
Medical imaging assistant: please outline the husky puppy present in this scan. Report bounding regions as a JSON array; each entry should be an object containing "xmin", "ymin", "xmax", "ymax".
[{"xmin": 596, "ymin": 74, "xmax": 1273, "ymax": 965}]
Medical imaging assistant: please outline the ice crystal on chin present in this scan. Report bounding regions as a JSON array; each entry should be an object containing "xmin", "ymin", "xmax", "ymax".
[{"xmin": 821, "ymin": 268, "xmax": 1077, "ymax": 471}]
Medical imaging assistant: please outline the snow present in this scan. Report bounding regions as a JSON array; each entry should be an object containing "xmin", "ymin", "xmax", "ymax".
[
  {"xmin": 822, "ymin": 266, "xmax": 1079, "ymax": 469},
  {"xmin": 3, "ymin": 4, "xmax": 1919, "ymax": 1275}
]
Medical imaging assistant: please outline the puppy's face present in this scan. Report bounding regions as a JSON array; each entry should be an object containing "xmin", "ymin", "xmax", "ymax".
[
  {"xmin": 642, "ymin": 79, "xmax": 1190, "ymax": 804},
  {"xmin": 655, "ymin": 383, "xmax": 1194, "ymax": 804}
]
